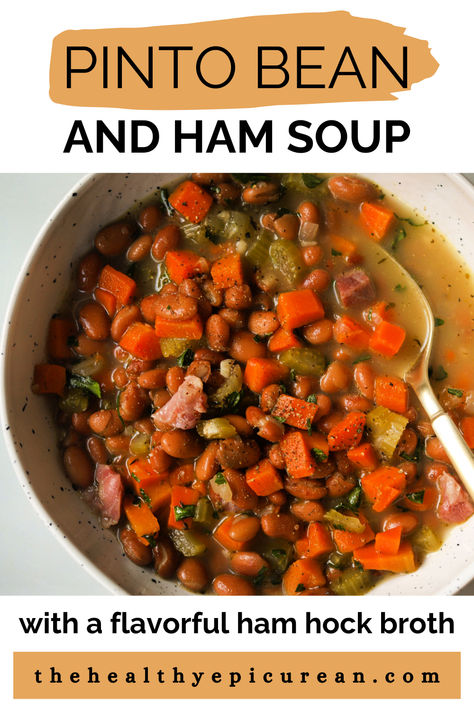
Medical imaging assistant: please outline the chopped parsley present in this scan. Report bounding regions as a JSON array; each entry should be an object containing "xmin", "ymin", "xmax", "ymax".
[
  {"xmin": 290, "ymin": 369, "xmax": 297, "ymax": 381},
  {"xmin": 177, "ymin": 348, "xmax": 194, "ymax": 367},
  {"xmin": 142, "ymin": 533, "xmax": 159, "ymax": 547},
  {"xmin": 253, "ymin": 566, "xmax": 268, "ymax": 587},
  {"xmin": 312, "ymin": 447, "xmax": 328, "ymax": 463},
  {"xmin": 394, "ymin": 283, "xmax": 406, "ymax": 292},
  {"xmin": 271, "ymin": 549, "xmax": 286, "ymax": 559},
  {"xmin": 391, "ymin": 226, "xmax": 406, "ymax": 250},
  {"xmin": 225, "ymin": 391, "xmax": 242, "ymax": 412},
  {"xmin": 295, "ymin": 583, "xmax": 306, "ymax": 592},
  {"xmin": 67, "ymin": 335, "xmax": 79, "ymax": 348},
  {"xmin": 306, "ymin": 418, "xmax": 312, "ymax": 434},
  {"xmin": 302, "ymin": 174, "xmax": 325, "ymax": 188},
  {"xmin": 447, "ymin": 388, "xmax": 464, "ymax": 398},
  {"xmin": 434, "ymin": 317, "xmax": 445, "ymax": 327},
  {"xmin": 306, "ymin": 394, "xmax": 318, "ymax": 403},
  {"xmin": 331, "ymin": 248, "xmax": 342, "ymax": 257},
  {"xmin": 253, "ymin": 334, "xmax": 268, "ymax": 343},
  {"xmin": 433, "ymin": 365, "xmax": 448, "ymax": 381},
  {"xmin": 140, "ymin": 489, "xmax": 152, "ymax": 508},
  {"xmin": 68, "ymin": 373, "xmax": 102, "ymax": 399},
  {"xmin": 406, "ymin": 490, "xmax": 425, "ymax": 504},
  {"xmin": 394, "ymin": 213, "xmax": 425, "ymax": 227},
  {"xmin": 352, "ymin": 354, "xmax": 372, "ymax": 365},
  {"xmin": 214, "ymin": 471, "xmax": 227, "ymax": 485},
  {"xmin": 160, "ymin": 187, "xmax": 174, "ymax": 215},
  {"xmin": 232, "ymin": 173, "xmax": 269, "ymax": 185},
  {"xmin": 274, "ymin": 415, "xmax": 287, "ymax": 424},
  {"xmin": 346, "ymin": 485, "xmax": 362, "ymax": 510},
  {"xmin": 174, "ymin": 503, "xmax": 197, "ymax": 521}
]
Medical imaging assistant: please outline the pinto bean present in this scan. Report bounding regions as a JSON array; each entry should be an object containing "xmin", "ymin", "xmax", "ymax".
[
  {"xmin": 383, "ymin": 512, "xmax": 419, "ymax": 535},
  {"xmin": 326, "ymin": 471, "xmax": 356, "ymax": 498},
  {"xmin": 127, "ymin": 234, "xmax": 152, "ymax": 262},
  {"xmin": 169, "ymin": 463, "xmax": 195, "ymax": 487},
  {"xmin": 320, "ymin": 361, "xmax": 351, "ymax": 393},
  {"xmin": 231, "ymin": 552, "xmax": 268, "ymax": 577},
  {"xmin": 154, "ymin": 293, "xmax": 198, "ymax": 321},
  {"xmin": 111, "ymin": 305, "xmax": 142, "ymax": 342},
  {"xmin": 290, "ymin": 375, "xmax": 315, "ymax": 400},
  {"xmin": 290, "ymin": 499, "xmax": 325, "ymax": 522},
  {"xmin": 424, "ymin": 461, "xmax": 450, "ymax": 482},
  {"xmin": 87, "ymin": 436, "xmax": 108, "ymax": 464},
  {"xmin": 88, "ymin": 410, "xmax": 124, "ymax": 437},
  {"xmin": 198, "ymin": 296, "xmax": 213, "ymax": 322},
  {"xmin": 95, "ymin": 221, "xmax": 134, "ymax": 256},
  {"xmin": 260, "ymin": 384, "xmax": 283, "ymax": 413},
  {"xmin": 177, "ymin": 558, "xmax": 209, "ymax": 592},
  {"xmin": 178, "ymin": 278, "xmax": 202, "ymax": 299},
  {"xmin": 224, "ymin": 284, "xmax": 253, "ymax": 310},
  {"xmin": 217, "ymin": 439, "xmax": 261, "ymax": 470},
  {"xmin": 113, "ymin": 367, "xmax": 129, "ymax": 388},
  {"xmin": 213, "ymin": 573, "xmax": 255, "ymax": 595},
  {"xmin": 186, "ymin": 360, "xmax": 212, "ymax": 382},
  {"xmin": 354, "ymin": 362, "xmax": 375, "ymax": 400},
  {"xmin": 246, "ymin": 407, "xmax": 284, "ymax": 442},
  {"xmin": 63, "ymin": 445, "xmax": 94, "ymax": 488},
  {"xmin": 206, "ymin": 314, "xmax": 230, "ymax": 351},
  {"xmin": 261, "ymin": 512, "xmax": 301, "ymax": 542},
  {"xmin": 200, "ymin": 279, "xmax": 223, "ymax": 307},
  {"xmin": 74, "ymin": 334, "xmax": 106, "ymax": 356},
  {"xmin": 301, "ymin": 245, "xmax": 323, "ymax": 267},
  {"xmin": 152, "ymin": 389, "xmax": 171, "ymax": 409},
  {"xmin": 139, "ymin": 204, "xmax": 161, "ymax": 232},
  {"xmin": 334, "ymin": 451, "xmax": 355, "ymax": 476},
  {"xmin": 313, "ymin": 394, "xmax": 332, "ymax": 420},
  {"xmin": 284, "ymin": 478, "xmax": 327, "ymax": 500},
  {"xmin": 120, "ymin": 528, "xmax": 153, "ymax": 566},
  {"xmin": 229, "ymin": 331, "xmax": 266, "ymax": 362},
  {"xmin": 273, "ymin": 213, "xmax": 299, "ymax": 240},
  {"xmin": 78, "ymin": 302, "xmax": 110, "ymax": 341},
  {"xmin": 214, "ymin": 182, "xmax": 241, "ymax": 204},
  {"xmin": 425, "ymin": 436, "xmax": 450, "ymax": 463},
  {"xmin": 229, "ymin": 516, "xmax": 261, "ymax": 542},
  {"xmin": 161, "ymin": 431, "xmax": 203, "ymax": 459},
  {"xmin": 140, "ymin": 294, "xmax": 160, "ymax": 324},
  {"xmin": 317, "ymin": 412, "xmax": 344, "ymax": 434},
  {"xmin": 77, "ymin": 251, "xmax": 103, "ymax": 292},
  {"xmin": 137, "ymin": 368, "xmax": 167, "ymax": 390},
  {"xmin": 328, "ymin": 175, "xmax": 375, "ymax": 203},
  {"xmin": 398, "ymin": 461, "xmax": 417, "ymax": 485},
  {"xmin": 166, "ymin": 366, "xmax": 185, "ymax": 395},
  {"xmin": 148, "ymin": 444, "xmax": 173, "ymax": 473},
  {"xmin": 153, "ymin": 539, "xmax": 180, "ymax": 579},
  {"xmin": 105, "ymin": 434, "xmax": 131, "ymax": 455},
  {"xmin": 134, "ymin": 417, "xmax": 154, "ymax": 434},
  {"xmin": 224, "ymin": 415, "xmax": 253, "ymax": 437},
  {"xmin": 242, "ymin": 181, "xmax": 280, "ymax": 204},
  {"xmin": 268, "ymin": 443, "xmax": 285, "ymax": 469},
  {"xmin": 191, "ymin": 173, "xmax": 229, "ymax": 185},
  {"xmin": 268, "ymin": 490, "xmax": 287, "ymax": 507},
  {"xmin": 303, "ymin": 269, "xmax": 331, "ymax": 292},
  {"xmin": 298, "ymin": 200, "xmax": 320, "ymax": 224},
  {"xmin": 248, "ymin": 311, "xmax": 279, "ymax": 336},
  {"xmin": 396, "ymin": 428, "xmax": 418, "ymax": 458},
  {"xmin": 303, "ymin": 319, "xmax": 333, "ymax": 345},
  {"xmin": 151, "ymin": 225, "xmax": 180, "ymax": 261},
  {"xmin": 219, "ymin": 308, "xmax": 247, "ymax": 330},
  {"xmin": 127, "ymin": 358, "xmax": 154, "ymax": 377},
  {"xmin": 339, "ymin": 394, "xmax": 372, "ymax": 412},
  {"xmin": 225, "ymin": 469, "xmax": 259, "ymax": 510},
  {"xmin": 119, "ymin": 382, "xmax": 148, "ymax": 421},
  {"xmin": 71, "ymin": 411, "xmax": 92, "ymax": 435},
  {"xmin": 196, "ymin": 441, "xmax": 220, "ymax": 481},
  {"xmin": 194, "ymin": 348, "xmax": 224, "ymax": 365}
]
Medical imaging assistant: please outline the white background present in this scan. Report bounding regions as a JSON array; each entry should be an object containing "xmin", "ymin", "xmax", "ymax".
[{"xmin": 0, "ymin": 0, "xmax": 473, "ymax": 171}]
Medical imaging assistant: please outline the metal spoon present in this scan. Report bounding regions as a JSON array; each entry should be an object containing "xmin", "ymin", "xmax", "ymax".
[{"xmin": 353, "ymin": 239, "xmax": 474, "ymax": 500}]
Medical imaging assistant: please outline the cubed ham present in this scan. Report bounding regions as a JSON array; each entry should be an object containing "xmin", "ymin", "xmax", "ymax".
[
  {"xmin": 335, "ymin": 269, "xmax": 376, "ymax": 308},
  {"xmin": 152, "ymin": 375, "xmax": 207, "ymax": 430},
  {"xmin": 437, "ymin": 472, "xmax": 474, "ymax": 524},
  {"xmin": 84, "ymin": 464, "xmax": 124, "ymax": 528}
]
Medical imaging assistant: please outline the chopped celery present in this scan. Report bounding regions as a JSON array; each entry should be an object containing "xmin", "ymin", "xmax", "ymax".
[
  {"xmin": 155, "ymin": 261, "xmax": 171, "ymax": 291},
  {"xmin": 260, "ymin": 539, "xmax": 293, "ymax": 574},
  {"xmin": 410, "ymin": 525, "xmax": 442, "ymax": 553},
  {"xmin": 282, "ymin": 173, "xmax": 328, "ymax": 195},
  {"xmin": 269, "ymin": 239, "xmax": 304, "ymax": 289},
  {"xmin": 196, "ymin": 418, "xmax": 237, "ymax": 439},
  {"xmin": 160, "ymin": 337, "xmax": 192, "ymax": 358},
  {"xmin": 366, "ymin": 406, "xmax": 408, "ymax": 460},
  {"xmin": 324, "ymin": 509, "xmax": 365, "ymax": 533},
  {"xmin": 209, "ymin": 474, "xmax": 233, "ymax": 504},
  {"xmin": 58, "ymin": 388, "xmax": 89, "ymax": 414},
  {"xmin": 327, "ymin": 551, "xmax": 353, "ymax": 569},
  {"xmin": 193, "ymin": 497, "xmax": 216, "ymax": 532},
  {"xmin": 71, "ymin": 353, "xmax": 105, "ymax": 377},
  {"xmin": 210, "ymin": 359, "xmax": 243, "ymax": 406},
  {"xmin": 278, "ymin": 348, "xmax": 326, "ymax": 377},
  {"xmin": 129, "ymin": 432, "xmax": 151, "ymax": 456},
  {"xmin": 245, "ymin": 230, "xmax": 273, "ymax": 268},
  {"xmin": 168, "ymin": 529, "xmax": 206, "ymax": 557},
  {"xmin": 218, "ymin": 210, "xmax": 254, "ymax": 242},
  {"xmin": 181, "ymin": 221, "xmax": 208, "ymax": 247},
  {"xmin": 330, "ymin": 567, "xmax": 375, "ymax": 596}
]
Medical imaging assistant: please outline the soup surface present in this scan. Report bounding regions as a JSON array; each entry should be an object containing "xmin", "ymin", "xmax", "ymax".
[{"xmin": 32, "ymin": 173, "xmax": 474, "ymax": 596}]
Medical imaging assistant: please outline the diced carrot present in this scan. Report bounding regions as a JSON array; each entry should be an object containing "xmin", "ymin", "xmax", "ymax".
[
  {"xmin": 333, "ymin": 315, "xmax": 370, "ymax": 349},
  {"xmin": 168, "ymin": 485, "xmax": 200, "ymax": 530},
  {"xmin": 403, "ymin": 486, "xmax": 438, "ymax": 512},
  {"xmin": 98, "ymin": 265, "xmax": 136, "ymax": 305},
  {"xmin": 461, "ymin": 417, "xmax": 474, "ymax": 449},
  {"xmin": 94, "ymin": 287, "xmax": 117, "ymax": 318},
  {"xmin": 330, "ymin": 234, "xmax": 358, "ymax": 259},
  {"xmin": 154, "ymin": 314, "xmax": 203, "ymax": 340},
  {"xmin": 374, "ymin": 375, "xmax": 409, "ymax": 414},
  {"xmin": 347, "ymin": 443, "xmax": 378, "ymax": 471},
  {"xmin": 120, "ymin": 322, "xmax": 162, "ymax": 360},
  {"xmin": 354, "ymin": 540, "xmax": 417, "ymax": 573},
  {"xmin": 272, "ymin": 394, "xmax": 318, "ymax": 430},
  {"xmin": 361, "ymin": 466, "xmax": 406, "ymax": 512},
  {"xmin": 327, "ymin": 412, "xmax": 366, "ymax": 451},
  {"xmin": 127, "ymin": 458, "xmax": 171, "ymax": 512},
  {"xmin": 243, "ymin": 357, "xmax": 289, "ymax": 393},
  {"xmin": 363, "ymin": 301, "xmax": 392, "ymax": 328},
  {"xmin": 304, "ymin": 431, "xmax": 330, "ymax": 461},
  {"xmin": 165, "ymin": 250, "xmax": 208, "ymax": 284},
  {"xmin": 210, "ymin": 253, "xmax": 244, "ymax": 289},
  {"xmin": 360, "ymin": 202, "xmax": 395, "ymax": 241},
  {"xmin": 268, "ymin": 328, "xmax": 301, "ymax": 353},
  {"xmin": 296, "ymin": 522, "xmax": 334, "ymax": 558},
  {"xmin": 246, "ymin": 458, "xmax": 283, "ymax": 496},
  {"xmin": 332, "ymin": 514, "xmax": 375, "ymax": 553},
  {"xmin": 375, "ymin": 526, "xmax": 402, "ymax": 555},
  {"xmin": 168, "ymin": 180, "xmax": 213, "ymax": 224},
  {"xmin": 369, "ymin": 320, "xmax": 406, "ymax": 358},
  {"xmin": 123, "ymin": 496, "xmax": 160, "ymax": 545},
  {"xmin": 277, "ymin": 289, "xmax": 325, "ymax": 331},
  {"xmin": 280, "ymin": 430, "xmax": 317, "ymax": 479},
  {"xmin": 214, "ymin": 515, "xmax": 247, "ymax": 551},
  {"xmin": 32, "ymin": 364, "xmax": 66, "ymax": 396},
  {"xmin": 283, "ymin": 558, "xmax": 326, "ymax": 594},
  {"xmin": 47, "ymin": 316, "xmax": 76, "ymax": 360}
]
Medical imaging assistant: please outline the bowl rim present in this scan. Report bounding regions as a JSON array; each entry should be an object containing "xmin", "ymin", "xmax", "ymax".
[{"xmin": 2, "ymin": 171, "xmax": 474, "ymax": 596}]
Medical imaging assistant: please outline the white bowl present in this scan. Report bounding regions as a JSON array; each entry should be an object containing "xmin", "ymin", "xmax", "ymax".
[{"xmin": 2, "ymin": 173, "xmax": 474, "ymax": 596}]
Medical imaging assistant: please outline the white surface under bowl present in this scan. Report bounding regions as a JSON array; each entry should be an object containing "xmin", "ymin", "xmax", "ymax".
[{"xmin": 2, "ymin": 172, "xmax": 474, "ymax": 596}]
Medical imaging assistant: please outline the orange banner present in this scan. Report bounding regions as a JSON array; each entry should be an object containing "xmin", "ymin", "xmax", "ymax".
[
  {"xmin": 14, "ymin": 651, "xmax": 459, "ymax": 699},
  {"xmin": 49, "ymin": 12, "xmax": 439, "ymax": 110}
]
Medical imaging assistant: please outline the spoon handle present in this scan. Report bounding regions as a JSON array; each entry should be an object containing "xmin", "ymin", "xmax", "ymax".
[{"xmin": 415, "ymin": 383, "xmax": 474, "ymax": 501}]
